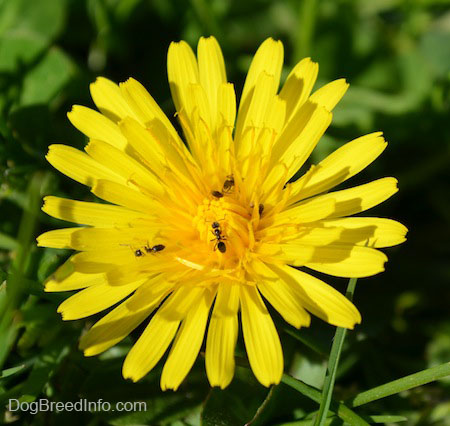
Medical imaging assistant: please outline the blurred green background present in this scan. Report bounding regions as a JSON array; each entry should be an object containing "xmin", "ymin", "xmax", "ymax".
[{"xmin": 0, "ymin": 0, "xmax": 449, "ymax": 425}]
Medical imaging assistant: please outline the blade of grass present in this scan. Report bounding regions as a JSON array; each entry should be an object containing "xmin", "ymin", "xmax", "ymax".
[
  {"xmin": 348, "ymin": 361, "xmax": 450, "ymax": 408},
  {"xmin": 313, "ymin": 277, "xmax": 358, "ymax": 426}
]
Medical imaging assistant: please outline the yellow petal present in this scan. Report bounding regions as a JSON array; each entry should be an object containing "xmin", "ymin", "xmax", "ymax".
[
  {"xmin": 236, "ymin": 72, "xmax": 276, "ymax": 145},
  {"xmin": 279, "ymin": 58, "xmax": 318, "ymax": 123},
  {"xmin": 42, "ymin": 196, "xmax": 143, "ymax": 227},
  {"xmin": 276, "ymin": 103, "xmax": 332, "ymax": 179},
  {"xmin": 69, "ymin": 226, "xmax": 160, "ymax": 252},
  {"xmin": 307, "ymin": 177, "xmax": 399, "ymax": 219},
  {"xmin": 289, "ymin": 132, "xmax": 387, "ymax": 202},
  {"xmin": 46, "ymin": 144, "xmax": 123, "ymax": 187},
  {"xmin": 90, "ymin": 77, "xmax": 137, "ymax": 123},
  {"xmin": 85, "ymin": 139, "xmax": 164, "ymax": 194},
  {"xmin": 206, "ymin": 315, "xmax": 238, "ymax": 389},
  {"xmin": 205, "ymin": 283, "xmax": 239, "ymax": 388},
  {"xmin": 197, "ymin": 36, "xmax": 227, "ymax": 130},
  {"xmin": 80, "ymin": 278, "xmax": 173, "ymax": 356},
  {"xmin": 253, "ymin": 260, "xmax": 311, "ymax": 328},
  {"xmin": 304, "ymin": 244, "xmax": 388, "ymax": 277},
  {"xmin": 57, "ymin": 280, "xmax": 143, "ymax": 320},
  {"xmin": 240, "ymin": 285, "xmax": 283, "ymax": 387},
  {"xmin": 310, "ymin": 78, "xmax": 349, "ymax": 111},
  {"xmin": 122, "ymin": 309, "xmax": 180, "ymax": 382},
  {"xmin": 119, "ymin": 77, "xmax": 182, "ymax": 146},
  {"xmin": 237, "ymin": 38, "xmax": 283, "ymax": 133},
  {"xmin": 262, "ymin": 197, "xmax": 335, "ymax": 228},
  {"xmin": 157, "ymin": 286, "xmax": 206, "ymax": 320},
  {"xmin": 317, "ymin": 217, "xmax": 408, "ymax": 248},
  {"xmin": 271, "ymin": 265, "xmax": 361, "ymax": 328},
  {"xmin": 91, "ymin": 179, "xmax": 159, "ymax": 212},
  {"xmin": 67, "ymin": 105, "xmax": 127, "ymax": 149},
  {"xmin": 167, "ymin": 40, "xmax": 199, "ymax": 114},
  {"xmin": 161, "ymin": 289, "xmax": 215, "ymax": 390},
  {"xmin": 44, "ymin": 259, "xmax": 105, "ymax": 292},
  {"xmin": 37, "ymin": 227, "xmax": 80, "ymax": 249}
]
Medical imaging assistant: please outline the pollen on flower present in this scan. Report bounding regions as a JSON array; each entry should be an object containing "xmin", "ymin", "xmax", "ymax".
[{"xmin": 190, "ymin": 179, "xmax": 263, "ymax": 272}]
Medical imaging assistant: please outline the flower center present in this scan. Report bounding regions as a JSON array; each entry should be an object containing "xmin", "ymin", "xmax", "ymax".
[{"xmin": 192, "ymin": 192, "xmax": 260, "ymax": 268}]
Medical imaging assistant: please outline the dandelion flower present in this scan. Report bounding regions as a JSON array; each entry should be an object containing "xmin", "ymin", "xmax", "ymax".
[{"xmin": 37, "ymin": 37, "xmax": 407, "ymax": 390}]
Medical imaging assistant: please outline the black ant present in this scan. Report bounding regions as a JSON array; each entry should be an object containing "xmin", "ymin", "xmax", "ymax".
[
  {"xmin": 144, "ymin": 243, "xmax": 165, "ymax": 253},
  {"xmin": 211, "ymin": 190, "xmax": 223, "ymax": 198},
  {"xmin": 222, "ymin": 175, "xmax": 234, "ymax": 194},
  {"xmin": 258, "ymin": 203, "xmax": 264, "ymax": 216},
  {"xmin": 210, "ymin": 221, "xmax": 227, "ymax": 253},
  {"xmin": 130, "ymin": 243, "xmax": 165, "ymax": 257}
]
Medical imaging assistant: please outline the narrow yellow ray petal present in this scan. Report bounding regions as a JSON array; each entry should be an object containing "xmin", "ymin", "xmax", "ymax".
[
  {"xmin": 236, "ymin": 38, "xmax": 283, "ymax": 139},
  {"xmin": 237, "ymin": 72, "xmax": 276, "ymax": 145},
  {"xmin": 90, "ymin": 77, "xmax": 138, "ymax": 123},
  {"xmin": 57, "ymin": 280, "xmax": 144, "ymax": 320},
  {"xmin": 69, "ymin": 227, "xmax": 161, "ymax": 252},
  {"xmin": 46, "ymin": 144, "xmax": 124, "ymax": 187},
  {"xmin": 303, "ymin": 244, "xmax": 388, "ymax": 277},
  {"xmin": 42, "ymin": 196, "xmax": 143, "ymax": 227},
  {"xmin": 119, "ymin": 77, "xmax": 183, "ymax": 146},
  {"xmin": 240, "ymin": 285, "xmax": 283, "ymax": 387},
  {"xmin": 206, "ymin": 314, "xmax": 238, "ymax": 389},
  {"xmin": 316, "ymin": 217, "xmax": 408, "ymax": 248},
  {"xmin": 262, "ymin": 197, "xmax": 335, "ymax": 228},
  {"xmin": 217, "ymin": 83, "xmax": 236, "ymax": 129},
  {"xmin": 279, "ymin": 58, "xmax": 318, "ymax": 123},
  {"xmin": 70, "ymin": 249, "xmax": 137, "ymax": 274},
  {"xmin": 205, "ymin": 283, "xmax": 239, "ymax": 388},
  {"xmin": 44, "ymin": 259, "xmax": 106, "ymax": 292},
  {"xmin": 167, "ymin": 40, "xmax": 199, "ymax": 114},
  {"xmin": 288, "ymin": 132, "xmax": 387, "ymax": 203},
  {"xmin": 304, "ymin": 177, "xmax": 399, "ymax": 219},
  {"xmin": 264, "ymin": 96, "xmax": 286, "ymax": 138},
  {"xmin": 278, "ymin": 104, "xmax": 332, "ymax": 179},
  {"xmin": 185, "ymin": 83, "xmax": 212, "ymax": 130},
  {"xmin": 85, "ymin": 139, "xmax": 164, "ymax": 193},
  {"xmin": 161, "ymin": 288, "xmax": 215, "ymax": 390},
  {"xmin": 67, "ymin": 105, "xmax": 127, "ymax": 149},
  {"xmin": 253, "ymin": 260, "xmax": 311, "ymax": 328},
  {"xmin": 310, "ymin": 78, "xmax": 349, "ymax": 111},
  {"xmin": 118, "ymin": 117, "xmax": 167, "ymax": 175},
  {"xmin": 157, "ymin": 286, "xmax": 206, "ymax": 320},
  {"xmin": 270, "ymin": 265, "xmax": 361, "ymax": 328},
  {"xmin": 122, "ymin": 310, "xmax": 180, "ymax": 382},
  {"xmin": 92, "ymin": 179, "xmax": 159, "ymax": 212},
  {"xmin": 198, "ymin": 36, "xmax": 227, "ymax": 130},
  {"xmin": 80, "ymin": 278, "xmax": 173, "ymax": 356},
  {"xmin": 37, "ymin": 227, "xmax": 80, "ymax": 249}
]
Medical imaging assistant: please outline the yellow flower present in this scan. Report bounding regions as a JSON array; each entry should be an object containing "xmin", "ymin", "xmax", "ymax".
[{"xmin": 37, "ymin": 37, "xmax": 407, "ymax": 390}]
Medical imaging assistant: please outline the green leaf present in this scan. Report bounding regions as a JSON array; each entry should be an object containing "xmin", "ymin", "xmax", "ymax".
[
  {"xmin": 0, "ymin": 0, "xmax": 68, "ymax": 72},
  {"xmin": 348, "ymin": 362, "xmax": 450, "ymax": 408},
  {"xmin": 19, "ymin": 47, "xmax": 74, "ymax": 106}
]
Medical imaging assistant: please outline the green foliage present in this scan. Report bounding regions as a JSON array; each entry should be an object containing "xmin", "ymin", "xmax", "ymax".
[{"xmin": 0, "ymin": 0, "xmax": 449, "ymax": 424}]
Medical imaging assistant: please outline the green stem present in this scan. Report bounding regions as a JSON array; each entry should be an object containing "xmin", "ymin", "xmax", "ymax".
[
  {"xmin": 348, "ymin": 361, "xmax": 450, "ymax": 408},
  {"xmin": 294, "ymin": 0, "xmax": 317, "ymax": 62},
  {"xmin": 0, "ymin": 171, "xmax": 50, "ymax": 369},
  {"xmin": 314, "ymin": 278, "xmax": 358, "ymax": 426}
]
